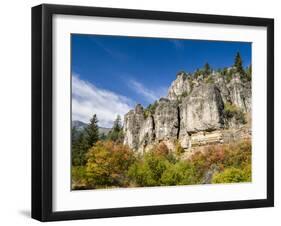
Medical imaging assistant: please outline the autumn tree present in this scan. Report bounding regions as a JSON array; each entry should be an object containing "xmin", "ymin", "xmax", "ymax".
[
  {"xmin": 85, "ymin": 141, "xmax": 135, "ymax": 187},
  {"xmin": 155, "ymin": 142, "xmax": 169, "ymax": 157}
]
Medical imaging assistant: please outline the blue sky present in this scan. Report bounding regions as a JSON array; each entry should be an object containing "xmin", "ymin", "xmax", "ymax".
[{"xmin": 72, "ymin": 34, "xmax": 251, "ymax": 128}]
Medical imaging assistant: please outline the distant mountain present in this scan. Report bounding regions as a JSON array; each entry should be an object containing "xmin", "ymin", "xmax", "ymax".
[
  {"xmin": 72, "ymin": 120, "xmax": 87, "ymax": 131},
  {"xmin": 72, "ymin": 120, "xmax": 111, "ymax": 135},
  {"xmin": 98, "ymin": 127, "xmax": 111, "ymax": 135}
]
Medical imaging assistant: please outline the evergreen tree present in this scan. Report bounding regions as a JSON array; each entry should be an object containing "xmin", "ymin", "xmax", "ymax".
[
  {"xmin": 108, "ymin": 115, "xmax": 124, "ymax": 143},
  {"xmin": 72, "ymin": 127, "xmax": 89, "ymax": 166},
  {"xmin": 71, "ymin": 115, "xmax": 100, "ymax": 166},
  {"xmin": 85, "ymin": 114, "xmax": 99, "ymax": 148},
  {"xmin": 248, "ymin": 64, "xmax": 252, "ymax": 74},
  {"xmin": 194, "ymin": 68, "xmax": 201, "ymax": 78},
  {"xmin": 144, "ymin": 101, "xmax": 158, "ymax": 118},
  {"xmin": 71, "ymin": 126, "xmax": 78, "ymax": 144},
  {"xmin": 99, "ymin": 133, "xmax": 107, "ymax": 140},
  {"xmin": 203, "ymin": 63, "xmax": 211, "ymax": 76},
  {"xmin": 234, "ymin": 52, "xmax": 244, "ymax": 74},
  {"xmin": 113, "ymin": 115, "xmax": 122, "ymax": 131},
  {"xmin": 222, "ymin": 67, "xmax": 228, "ymax": 76}
]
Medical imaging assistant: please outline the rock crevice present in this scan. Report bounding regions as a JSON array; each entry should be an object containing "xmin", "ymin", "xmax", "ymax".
[{"xmin": 176, "ymin": 106, "xmax": 181, "ymax": 140}]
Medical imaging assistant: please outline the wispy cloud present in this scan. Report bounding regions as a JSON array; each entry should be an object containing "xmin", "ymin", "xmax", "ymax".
[
  {"xmin": 170, "ymin": 40, "xmax": 184, "ymax": 50},
  {"xmin": 72, "ymin": 74, "xmax": 133, "ymax": 128},
  {"xmin": 92, "ymin": 39, "xmax": 129, "ymax": 61},
  {"xmin": 128, "ymin": 79, "xmax": 167, "ymax": 103}
]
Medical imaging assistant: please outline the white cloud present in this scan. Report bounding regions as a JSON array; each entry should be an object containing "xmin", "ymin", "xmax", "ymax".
[
  {"xmin": 128, "ymin": 79, "xmax": 167, "ymax": 103},
  {"xmin": 72, "ymin": 75, "xmax": 133, "ymax": 128}
]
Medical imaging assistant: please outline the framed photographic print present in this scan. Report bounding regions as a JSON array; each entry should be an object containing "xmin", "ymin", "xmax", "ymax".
[{"xmin": 32, "ymin": 4, "xmax": 274, "ymax": 221}]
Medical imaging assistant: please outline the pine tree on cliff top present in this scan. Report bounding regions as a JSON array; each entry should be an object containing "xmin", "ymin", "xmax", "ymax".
[
  {"xmin": 234, "ymin": 52, "xmax": 244, "ymax": 74},
  {"xmin": 203, "ymin": 63, "xmax": 211, "ymax": 77}
]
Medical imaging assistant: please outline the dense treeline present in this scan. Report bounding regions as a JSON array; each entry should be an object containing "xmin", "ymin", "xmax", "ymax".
[{"xmin": 72, "ymin": 113, "xmax": 251, "ymax": 190}]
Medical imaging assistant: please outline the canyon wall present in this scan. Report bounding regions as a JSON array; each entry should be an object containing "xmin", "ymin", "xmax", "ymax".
[{"xmin": 123, "ymin": 70, "xmax": 251, "ymax": 153}]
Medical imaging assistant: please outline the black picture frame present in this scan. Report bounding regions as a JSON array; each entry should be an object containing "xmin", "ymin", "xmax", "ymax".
[{"xmin": 32, "ymin": 3, "xmax": 274, "ymax": 222}]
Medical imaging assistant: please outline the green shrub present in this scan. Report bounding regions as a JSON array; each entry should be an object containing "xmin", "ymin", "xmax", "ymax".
[
  {"xmin": 224, "ymin": 68, "xmax": 235, "ymax": 82},
  {"xmin": 242, "ymin": 164, "xmax": 252, "ymax": 181},
  {"xmin": 72, "ymin": 166, "xmax": 88, "ymax": 190},
  {"xmin": 222, "ymin": 67, "xmax": 228, "ymax": 76},
  {"xmin": 177, "ymin": 91, "xmax": 189, "ymax": 103},
  {"xmin": 175, "ymin": 140, "xmax": 185, "ymax": 157},
  {"xmin": 244, "ymin": 64, "xmax": 252, "ymax": 81},
  {"xmin": 205, "ymin": 75, "xmax": 214, "ymax": 84},
  {"xmin": 224, "ymin": 102, "xmax": 237, "ymax": 118},
  {"xmin": 234, "ymin": 110, "xmax": 246, "ymax": 124},
  {"xmin": 224, "ymin": 102, "xmax": 246, "ymax": 124},
  {"xmin": 128, "ymin": 152, "xmax": 170, "ymax": 187},
  {"xmin": 128, "ymin": 147, "xmax": 197, "ymax": 187},
  {"xmin": 181, "ymin": 91, "xmax": 188, "ymax": 98},
  {"xmin": 144, "ymin": 101, "xmax": 158, "ymax": 118},
  {"xmin": 223, "ymin": 140, "xmax": 252, "ymax": 168},
  {"xmin": 212, "ymin": 166, "xmax": 251, "ymax": 183},
  {"xmin": 160, "ymin": 162, "xmax": 196, "ymax": 186},
  {"xmin": 194, "ymin": 68, "xmax": 201, "ymax": 78}
]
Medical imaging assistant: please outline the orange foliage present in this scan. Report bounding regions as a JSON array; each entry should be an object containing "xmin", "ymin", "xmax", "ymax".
[
  {"xmin": 154, "ymin": 142, "xmax": 170, "ymax": 157},
  {"xmin": 86, "ymin": 141, "xmax": 135, "ymax": 187}
]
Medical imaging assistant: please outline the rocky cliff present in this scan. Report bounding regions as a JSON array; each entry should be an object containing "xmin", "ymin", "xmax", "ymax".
[{"xmin": 123, "ymin": 69, "xmax": 251, "ymax": 153}]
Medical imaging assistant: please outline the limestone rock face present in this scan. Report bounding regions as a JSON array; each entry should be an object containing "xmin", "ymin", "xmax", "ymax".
[
  {"xmin": 167, "ymin": 72, "xmax": 191, "ymax": 100},
  {"xmin": 227, "ymin": 77, "xmax": 251, "ymax": 112},
  {"xmin": 154, "ymin": 98, "xmax": 179, "ymax": 141},
  {"xmin": 180, "ymin": 84, "xmax": 225, "ymax": 134},
  {"xmin": 213, "ymin": 75, "xmax": 232, "ymax": 104},
  {"xmin": 138, "ymin": 115, "xmax": 155, "ymax": 150},
  {"xmin": 190, "ymin": 130, "xmax": 223, "ymax": 147},
  {"xmin": 123, "ymin": 104, "xmax": 145, "ymax": 150},
  {"xmin": 123, "ymin": 70, "xmax": 251, "ymax": 152},
  {"xmin": 179, "ymin": 134, "xmax": 191, "ymax": 149},
  {"xmin": 243, "ymin": 82, "xmax": 252, "ymax": 113}
]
